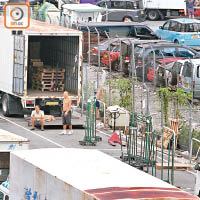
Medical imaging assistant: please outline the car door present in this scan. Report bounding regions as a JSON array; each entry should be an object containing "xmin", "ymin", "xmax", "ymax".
[
  {"xmin": 194, "ymin": 65, "xmax": 200, "ymax": 98},
  {"xmin": 180, "ymin": 61, "xmax": 193, "ymax": 93},
  {"xmin": 134, "ymin": 26, "xmax": 157, "ymax": 39},
  {"xmin": 156, "ymin": 21, "xmax": 171, "ymax": 40},
  {"xmin": 108, "ymin": 1, "xmax": 126, "ymax": 21}
]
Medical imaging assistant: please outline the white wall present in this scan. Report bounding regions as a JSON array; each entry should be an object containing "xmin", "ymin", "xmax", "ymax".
[{"xmin": 0, "ymin": 28, "xmax": 14, "ymax": 94}]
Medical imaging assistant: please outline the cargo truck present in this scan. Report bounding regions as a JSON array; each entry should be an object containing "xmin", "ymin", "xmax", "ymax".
[
  {"xmin": 0, "ymin": 129, "xmax": 29, "ymax": 200},
  {"xmin": 143, "ymin": 0, "xmax": 186, "ymax": 20},
  {"xmin": 0, "ymin": 17, "xmax": 82, "ymax": 118},
  {"xmin": 4, "ymin": 148, "xmax": 199, "ymax": 199}
]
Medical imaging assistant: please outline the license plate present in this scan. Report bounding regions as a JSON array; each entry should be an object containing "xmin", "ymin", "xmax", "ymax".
[
  {"xmin": 46, "ymin": 102, "xmax": 59, "ymax": 106},
  {"xmin": 192, "ymin": 34, "xmax": 199, "ymax": 39},
  {"xmin": 141, "ymin": 10, "xmax": 144, "ymax": 14},
  {"xmin": 184, "ymin": 82, "xmax": 189, "ymax": 88}
]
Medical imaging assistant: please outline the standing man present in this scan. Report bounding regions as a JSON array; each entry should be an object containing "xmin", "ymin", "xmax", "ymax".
[
  {"xmin": 185, "ymin": 0, "xmax": 196, "ymax": 18},
  {"xmin": 60, "ymin": 91, "xmax": 73, "ymax": 135},
  {"xmin": 30, "ymin": 105, "xmax": 44, "ymax": 131}
]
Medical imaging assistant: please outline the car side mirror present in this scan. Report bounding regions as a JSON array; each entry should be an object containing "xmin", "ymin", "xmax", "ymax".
[{"xmin": 159, "ymin": 26, "xmax": 163, "ymax": 29}]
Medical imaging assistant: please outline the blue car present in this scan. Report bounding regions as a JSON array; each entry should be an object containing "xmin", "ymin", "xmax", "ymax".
[{"xmin": 156, "ymin": 18, "xmax": 200, "ymax": 48}]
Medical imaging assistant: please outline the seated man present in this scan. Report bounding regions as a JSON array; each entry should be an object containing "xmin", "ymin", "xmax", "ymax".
[{"xmin": 30, "ymin": 105, "xmax": 44, "ymax": 131}]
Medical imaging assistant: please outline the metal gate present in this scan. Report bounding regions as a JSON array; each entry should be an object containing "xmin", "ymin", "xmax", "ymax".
[{"xmin": 13, "ymin": 35, "xmax": 24, "ymax": 95}]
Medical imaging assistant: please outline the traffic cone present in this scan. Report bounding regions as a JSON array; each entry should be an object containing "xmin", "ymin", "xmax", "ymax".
[{"xmin": 108, "ymin": 132, "xmax": 125, "ymax": 146}]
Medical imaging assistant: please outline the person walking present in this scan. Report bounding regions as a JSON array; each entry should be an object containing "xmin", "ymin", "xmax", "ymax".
[
  {"xmin": 185, "ymin": 0, "xmax": 196, "ymax": 18},
  {"xmin": 59, "ymin": 91, "xmax": 73, "ymax": 135},
  {"xmin": 30, "ymin": 105, "xmax": 44, "ymax": 131}
]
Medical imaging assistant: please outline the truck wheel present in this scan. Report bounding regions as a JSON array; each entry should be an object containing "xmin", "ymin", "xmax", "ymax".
[
  {"xmin": 147, "ymin": 10, "xmax": 159, "ymax": 20},
  {"xmin": 2, "ymin": 94, "xmax": 10, "ymax": 117}
]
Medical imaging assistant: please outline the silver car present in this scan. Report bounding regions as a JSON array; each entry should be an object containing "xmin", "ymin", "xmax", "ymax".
[
  {"xmin": 179, "ymin": 59, "xmax": 200, "ymax": 99},
  {"xmin": 96, "ymin": 0, "xmax": 146, "ymax": 22}
]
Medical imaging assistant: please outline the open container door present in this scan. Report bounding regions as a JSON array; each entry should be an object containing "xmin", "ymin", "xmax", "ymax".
[{"xmin": 13, "ymin": 35, "xmax": 24, "ymax": 96}]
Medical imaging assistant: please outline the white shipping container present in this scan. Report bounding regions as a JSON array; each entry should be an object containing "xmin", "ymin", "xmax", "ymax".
[{"xmin": 9, "ymin": 148, "xmax": 199, "ymax": 200}]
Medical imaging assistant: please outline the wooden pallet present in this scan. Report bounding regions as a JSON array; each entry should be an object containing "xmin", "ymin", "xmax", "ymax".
[{"xmin": 156, "ymin": 163, "xmax": 191, "ymax": 170}]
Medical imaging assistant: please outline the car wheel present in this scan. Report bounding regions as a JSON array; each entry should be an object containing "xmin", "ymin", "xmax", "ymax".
[
  {"xmin": 123, "ymin": 16, "xmax": 133, "ymax": 22},
  {"xmin": 174, "ymin": 40, "xmax": 179, "ymax": 44},
  {"xmin": 147, "ymin": 10, "xmax": 159, "ymax": 21}
]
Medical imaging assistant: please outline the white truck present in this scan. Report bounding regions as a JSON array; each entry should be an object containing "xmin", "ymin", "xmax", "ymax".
[
  {"xmin": 143, "ymin": 0, "xmax": 186, "ymax": 20},
  {"xmin": 4, "ymin": 148, "xmax": 199, "ymax": 200},
  {"xmin": 0, "ymin": 17, "xmax": 82, "ymax": 118},
  {"xmin": 0, "ymin": 129, "xmax": 29, "ymax": 200}
]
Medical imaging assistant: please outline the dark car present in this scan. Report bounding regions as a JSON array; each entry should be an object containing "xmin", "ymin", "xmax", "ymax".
[
  {"xmin": 78, "ymin": 22, "xmax": 160, "ymax": 39},
  {"xmin": 96, "ymin": 0, "xmax": 146, "ymax": 22}
]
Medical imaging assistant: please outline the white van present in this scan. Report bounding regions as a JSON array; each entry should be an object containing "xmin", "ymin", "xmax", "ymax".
[{"xmin": 179, "ymin": 59, "xmax": 200, "ymax": 99}]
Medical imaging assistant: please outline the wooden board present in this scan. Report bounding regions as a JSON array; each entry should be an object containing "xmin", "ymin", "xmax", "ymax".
[{"xmin": 156, "ymin": 163, "xmax": 191, "ymax": 170}]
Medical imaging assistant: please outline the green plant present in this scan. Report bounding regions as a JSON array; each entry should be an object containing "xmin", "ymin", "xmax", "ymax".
[
  {"xmin": 157, "ymin": 87, "xmax": 171, "ymax": 126},
  {"xmin": 105, "ymin": 77, "xmax": 133, "ymax": 110},
  {"xmin": 172, "ymin": 88, "xmax": 192, "ymax": 118}
]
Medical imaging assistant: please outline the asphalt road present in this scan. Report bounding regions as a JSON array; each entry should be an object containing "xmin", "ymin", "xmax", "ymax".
[{"xmin": 0, "ymin": 107, "xmax": 197, "ymax": 195}]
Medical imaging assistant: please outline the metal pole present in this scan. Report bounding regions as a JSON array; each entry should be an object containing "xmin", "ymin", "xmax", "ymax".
[
  {"xmin": 104, "ymin": 31, "xmax": 112, "ymax": 106},
  {"xmin": 131, "ymin": 40, "xmax": 136, "ymax": 113},
  {"xmin": 86, "ymin": 26, "xmax": 90, "ymax": 104},
  {"xmin": 160, "ymin": 51, "xmax": 167, "ymax": 87},
  {"xmin": 150, "ymin": 46, "xmax": 156, "ymax": 91},
  {"xmin": 95, "ymin": 27, "xmax": 100, "ymax": 89},
  {"xmin": 188, "ymin": 102, "xmax": 193, "ymax": 155},
  {"xmin": 189, "ymin": 58, "xmax": 194, "ymax": 105}
]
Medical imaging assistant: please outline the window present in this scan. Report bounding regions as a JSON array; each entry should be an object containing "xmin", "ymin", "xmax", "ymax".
[
  {"xmin": 109, "ymin": 27, "xmax": 130, "ymax": 37},
  {"xmin": 0, "ymin": 191, "xmax": 4, "ymax": 200},
  {"xmin": 182, "ymin": 62, "xmax": 192, "ymax": 77},
  {"xmin": 110, "ymin": 1, "xmax": 126, "ymax": 9},
  {"xmin": 163, "ymin": 21, "xmax": 170, "ymax": 30},
  {"xmin": 173, "ymin": 62, "xmax": 183, "ymax": 74},
  {"xmin": 197, "ymin": 66, "xmax": 200, "ymax": 78},
  {"xmin": 126, "ymin": 1, "xmax": 139, "ymax": 9},
  {"xmin": 161, "ymin": 47, "xmax": 176, "ymax": 57},
  {"xmin": 135, "ymin": 26, "xmax": 151, "ymax": 36},
  {"xmin": 178, "ymin": 48, "xmax": 195, "ymax": 58},
  {"xmin": 97, "ymin": 1, "xmax": 106, "ymax": 7},
  {"xmin": 169, "ymin": 21, "xmax": 178, "ymax": 31}
]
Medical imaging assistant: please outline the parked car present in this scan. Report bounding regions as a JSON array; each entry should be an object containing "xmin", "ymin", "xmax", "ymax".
[
  {"xmin": 147, "ymin": 58, "xmax": 184, "ymax": 86},
  {"xmin": 179, "ymin": 59, "xmax": 200, "ymax": 99},
  {"xmin": 134, "ymin": 42, "xmax": 200, "ymax": 81},
  {"xmin": 78, "ymin": 22, "xmax": 160, "ymax": 39},
  {"xmin": 156, "ymin": 18, "xmax": 200, "ymax": 48},
  {"xmin": 79, "ymin": 22, "xmax": 159, "ymax": 64},
  {"xmin": 96, "ymin": 0, "xmax": 146, "ymax": 22}
]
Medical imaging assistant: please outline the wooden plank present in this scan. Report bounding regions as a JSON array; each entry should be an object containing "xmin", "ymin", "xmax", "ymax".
[{"xmin": 156, "ymin": 163, "xmax": 191, "ymax": 170}]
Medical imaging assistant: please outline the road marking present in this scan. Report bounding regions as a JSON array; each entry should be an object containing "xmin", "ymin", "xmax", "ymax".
[
  {"xmin": 186, "ymin": 170, "xmax": 196, "ymax": 176},
  {"xmin": 0, "ymin": 115, "xmax": 65, "ymax": 148},
  {"xmin": 97, "ymin": 129, "xmax": 111, "ymax": 137}
]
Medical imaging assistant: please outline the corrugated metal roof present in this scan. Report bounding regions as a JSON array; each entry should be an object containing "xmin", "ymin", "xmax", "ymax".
[
  {"xmin": 0, "ymin": 129, "xmax": 29, "ymax": 142},
  {"xmin": 0, "ymin": 16, "xmax": 82, "ymax": 35}
]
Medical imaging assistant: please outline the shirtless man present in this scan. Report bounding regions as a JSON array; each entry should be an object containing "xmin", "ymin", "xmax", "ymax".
[{"xmin": 59, "ymin": 91, "xmax": 73, "ymax": 135}]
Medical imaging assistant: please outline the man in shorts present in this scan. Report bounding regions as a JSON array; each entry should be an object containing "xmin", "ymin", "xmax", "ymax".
[
  {"xmin": 185, "ymin": 0, "xmax": 196, "ymax": 18},
  {"xmin": 30, "ymin": 105, "xmax": 44, "ymax": 131},
  {"xmin": 59, "ymin": 91, "xmax": 73, "ymax": 135}
]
